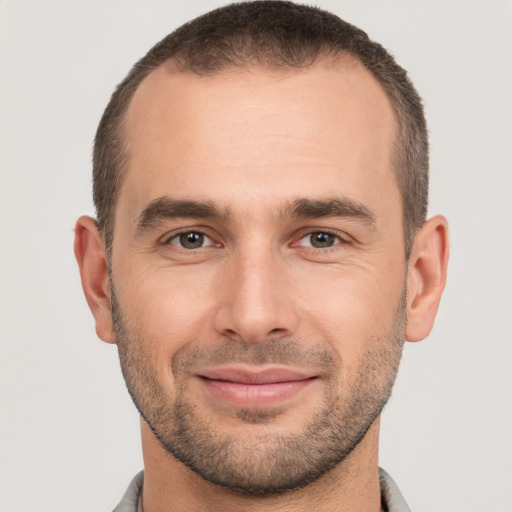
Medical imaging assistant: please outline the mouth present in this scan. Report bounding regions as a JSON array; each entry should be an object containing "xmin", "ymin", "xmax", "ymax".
[{"xmin": 195, "ymin": 367, "xmax": 318, "ymax": 408}]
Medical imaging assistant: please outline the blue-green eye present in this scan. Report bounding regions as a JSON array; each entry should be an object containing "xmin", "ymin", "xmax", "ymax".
[
  {"xmin": 299, "ymin": 232, "xmax": 340, "ymax": 248},
  {"xmin": 170, "ymin": 231, "xmax": 212, "ymax": 249}
]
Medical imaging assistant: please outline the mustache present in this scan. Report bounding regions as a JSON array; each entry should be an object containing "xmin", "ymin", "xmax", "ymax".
[{"xmin": 171, "ymin": 338, "xmax": 337, "ymax": 375}]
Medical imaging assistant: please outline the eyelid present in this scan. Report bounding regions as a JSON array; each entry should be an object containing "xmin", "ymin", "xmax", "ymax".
[
  {"xmin": 159, "ymin": 227, "xmax": 220, "ymax": 247},
  {"xmin": 292, "ymin": 228, "xmax": 351, "ymax": 247}
]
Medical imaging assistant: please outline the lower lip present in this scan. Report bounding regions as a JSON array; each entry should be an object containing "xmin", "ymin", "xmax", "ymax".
[{"xmin": 199, "ymin": 377, "xmax": 316, "ymax": 408}]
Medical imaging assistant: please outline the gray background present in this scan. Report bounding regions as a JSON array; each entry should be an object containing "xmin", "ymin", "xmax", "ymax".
[{"xmin": 1, "ymin": 1, "xmax": 511, "ymax": 511}]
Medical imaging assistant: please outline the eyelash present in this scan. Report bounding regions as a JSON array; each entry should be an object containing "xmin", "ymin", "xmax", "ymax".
[
  {"xmin": 162, "ymin": 229, "xmax": 219, "ymax": 249},
  {"xmin": 294, "ymin": 230, "xmax": 347, "ymax": 249},
  {"xmin": 161, "ymin": 228, "xmax": 350, "ymax": 251}
]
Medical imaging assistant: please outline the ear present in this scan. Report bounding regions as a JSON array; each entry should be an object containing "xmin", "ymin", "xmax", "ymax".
[
  {"xmin": 406, "ymin": 215, "xmax": 449, "ymax": 342},
  {"xmin": 74, "ymin": 216, "xmax": 115, "ymax": 344}
]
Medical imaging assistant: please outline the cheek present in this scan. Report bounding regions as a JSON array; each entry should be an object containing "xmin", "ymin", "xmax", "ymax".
[
  {"xmin": 294, "ymin": 264, "xmax": 404, "ymax": 363},
  {"xmin": 114, "ymin": 268, "xmax": 215, "ymax": 359}
]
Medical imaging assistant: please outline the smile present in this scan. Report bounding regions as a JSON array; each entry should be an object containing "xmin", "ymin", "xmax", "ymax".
[{"xmin": 196, "ymin": 367, "xmax": 318, "ymax": 408}]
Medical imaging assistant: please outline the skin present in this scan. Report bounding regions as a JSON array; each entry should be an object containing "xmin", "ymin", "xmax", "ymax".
[{"xmin": 75, "ymin": 58, "xmax": 449, "ymax": 511}]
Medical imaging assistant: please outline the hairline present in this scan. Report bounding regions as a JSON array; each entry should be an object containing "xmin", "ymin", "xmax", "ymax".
[{"xmin": 104, "ymin": 53, "xmax": 414, "ymax": 261}]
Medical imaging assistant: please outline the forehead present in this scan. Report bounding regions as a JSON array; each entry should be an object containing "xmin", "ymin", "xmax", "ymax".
[{"xmin": 120, "ymin": 59, "xmax": 398, "ymax": 219}]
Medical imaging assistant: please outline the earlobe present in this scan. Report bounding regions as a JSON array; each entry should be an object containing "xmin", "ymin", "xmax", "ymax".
[
  {"xmin": 74, "ymin": 216, "xmax": 116, "ymax": 344},
  {"xmin": 405, "ymin": 215, "xmax": 449, "ymax": 342}
]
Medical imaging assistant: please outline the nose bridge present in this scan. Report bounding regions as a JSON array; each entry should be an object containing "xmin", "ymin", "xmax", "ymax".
[{"xmin": 214, "ymin": 241, "xmax": 297, "ymax": 343}]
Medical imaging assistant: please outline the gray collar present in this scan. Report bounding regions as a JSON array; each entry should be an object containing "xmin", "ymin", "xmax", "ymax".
[{"xmin": 113, "ymin": 467, "xmax": 411, "ymax": 512}]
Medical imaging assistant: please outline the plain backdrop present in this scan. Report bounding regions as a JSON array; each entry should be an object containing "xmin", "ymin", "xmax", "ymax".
[{"xmin": 1, "ymin": 1, "xmax": 511, "ymax": 511}]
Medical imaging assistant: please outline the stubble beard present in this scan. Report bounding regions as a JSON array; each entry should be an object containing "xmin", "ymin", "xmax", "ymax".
[{"xmin": 111, "ymin": 287, "xmax": 406, "ymax": 497}]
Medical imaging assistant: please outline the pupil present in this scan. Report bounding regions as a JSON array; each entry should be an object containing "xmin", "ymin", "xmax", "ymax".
[
  {"xmin": 311, "ymin": 232, "xmax": 334, "ymax": 248},
  {"xmin": 180, "ymin": 232, "xmax": 204, "ymax": 249}
]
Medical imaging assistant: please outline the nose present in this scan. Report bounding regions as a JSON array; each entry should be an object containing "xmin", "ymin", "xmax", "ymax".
[{"xmin": 213, "ymin": 249, "xmax": 299, "ymax": 344}]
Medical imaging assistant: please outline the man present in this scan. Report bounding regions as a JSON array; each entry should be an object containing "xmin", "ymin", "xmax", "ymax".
[{"xmin": 74, "ymin": 1, "xmax": 449, "ymax": 511}]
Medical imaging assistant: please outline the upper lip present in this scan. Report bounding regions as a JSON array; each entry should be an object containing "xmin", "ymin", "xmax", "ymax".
[{"xmin": 197, "ymin": 366, "xmax": 316, "ymax": 385}]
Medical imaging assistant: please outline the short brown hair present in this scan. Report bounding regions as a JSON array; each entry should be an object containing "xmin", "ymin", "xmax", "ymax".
[{"xmin": 93, "ymin": 0, "xmax": 428, "ymax": 258}]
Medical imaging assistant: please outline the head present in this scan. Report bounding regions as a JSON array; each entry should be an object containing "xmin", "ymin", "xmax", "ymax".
[
  {"xmin": 75, "ymin": 0, "xmax": 448, "ymax": 498},
  {"xmin": 93, "ymin": 0, "xmax": 428, "ymax": 260}
]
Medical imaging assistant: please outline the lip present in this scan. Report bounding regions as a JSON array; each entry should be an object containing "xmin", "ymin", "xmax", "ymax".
[{"xmin": 196, "ymin": 366, "xmax": 318, "ymax": 408}]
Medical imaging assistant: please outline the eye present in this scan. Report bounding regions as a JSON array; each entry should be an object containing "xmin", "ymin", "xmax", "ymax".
[
  {"xmin": 298, "ymin": 231, "xmax": 341, "ymax": 249},
  {"xmin": 168, "ymin": 231, "xmax": 214, "ymax": 249}
]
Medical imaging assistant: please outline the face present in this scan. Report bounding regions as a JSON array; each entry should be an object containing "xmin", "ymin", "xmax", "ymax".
[{"xmin": 111, "ymin": 60, "xmax": 407, "ymax": 495}]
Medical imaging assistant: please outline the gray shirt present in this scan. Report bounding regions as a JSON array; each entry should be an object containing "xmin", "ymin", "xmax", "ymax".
[{"xmin": 113, "ymin": 467, "xmax": 411, "ymax": 512}]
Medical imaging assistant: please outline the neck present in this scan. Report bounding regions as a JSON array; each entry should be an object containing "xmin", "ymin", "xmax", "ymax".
[{"xmin": 140, "ymin": 417, "xmax": 383, "ymax": 512}]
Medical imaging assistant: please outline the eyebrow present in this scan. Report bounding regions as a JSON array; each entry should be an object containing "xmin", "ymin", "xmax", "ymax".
[
  {"xmin": 135, "ymin": 197, "xmax": 229, "ymax": 233},
  {"xmin": 135, "ymin": 195, "xmax": 376, "ymax": 234},
  {"xmin": 284, "ymin": 198, "xmax": 376, "ymax": 226}
]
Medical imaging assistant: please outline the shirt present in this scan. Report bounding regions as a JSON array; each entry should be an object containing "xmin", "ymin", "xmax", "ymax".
[{"xmin": 112, "ymin": 467, "xmax": 411, "ymax": 512}]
